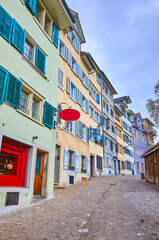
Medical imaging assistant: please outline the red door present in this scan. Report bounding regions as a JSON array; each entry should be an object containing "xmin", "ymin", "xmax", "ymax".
[{"xmin": 0, "ymin": 138, "xmax": 28, "ymax": 187}]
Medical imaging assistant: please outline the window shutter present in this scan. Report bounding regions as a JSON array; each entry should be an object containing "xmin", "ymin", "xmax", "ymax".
[
  {"xmin": 52, "ymin": 22, "xmax": 59, "ymax": 48},
  {"xmin": 79, "ymin": 121, "xmax": 82, "ymax": 138},
  {"xmin": 67, "ymin": 77, "xmax": 71, "ymax": 94},
  {"xmin": 35, "ymin": 46, "xmax": 46, "ymax": 74},
  {"xmin": 86, "ymin": 99, "xmax": 89, "ymax": 113},
  {"xmin": 12, "ymin": 20, "xmax": 26, "ymax": 54},
  {"xmin": 27, "ymin": 0, "xmax": 37, "ymax": 16},
  {"xmin": 86, "ymin": 127, "xmax": 89, "ymax": 143},
  {"xmin": 75, "ymin": 120, "xmax": 78, "ymax": 136},
  {"xmin": 43, "ymin": 101, "xmax": 54, "ymax": 129},
  {"xmin": 100, "ymin": 115, "xmax": 103, "ymax": 125},
  {"xmin": 89, "ymin": 127, "xmax": 92, "ymax": 140},
  {"xmin": 68, "ymin": 31, "xmax": 71, "ymax": 40},
  {"xmin": 75, "ymin": 152, "xmax": 79, "ymax": 172},
  {"xmin": 5, "ymin": 73, "xmax": 22, "ymax": 108},
  {"xmin": 0, "ymin": 6, "xmax": 13, "ymax": 43},
  {"xmin": 96, "ymin": 93, "xmax": 100, "ymax": 104},
  {"xmin": 0, "ymin": 65, "xmax": 8, "ymax": 104},
  {"xmin": 86, "ymin": 77, "xmax": 89, "ymax": 89},
  {"xmin": 64, "ymin": 148, "xmax": 68, "ymax": 170},
  {"xmin": 87, "ymin": 157, "xmax": 90, "ymax": 175}
]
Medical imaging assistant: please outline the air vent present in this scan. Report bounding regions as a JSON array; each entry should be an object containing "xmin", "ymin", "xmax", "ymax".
[
  {"xmin": 5, "ymin": 192, "xmax": 19, "ymax": 206},
  {"xmin": 69, "ymin": 175, "xmax": 74, "ymax": 184}
]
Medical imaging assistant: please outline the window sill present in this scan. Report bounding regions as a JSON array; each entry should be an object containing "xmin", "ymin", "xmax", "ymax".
[
  {"xmin": 22, "ymin": 55, "xmax": 47, "ymax": 80},
  {"xmin": 20, "ymin": 0, "xmax": 25, "ymax": 5},
  {"xmin": 33, "ymin": 17, "xmax": 53, "ymax": 44},
  {"xmin": 58, "ymin": 84, "xmax": 64, "ymax": 91},
  {"xmin": 17, "ymin": 109, "xmax": 45, "ymax": 127}
]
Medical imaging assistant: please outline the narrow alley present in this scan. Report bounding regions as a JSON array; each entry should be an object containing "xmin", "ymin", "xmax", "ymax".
[{"xmin": 0, "ymin": 175, "xmax": 159, "ymax": 240}]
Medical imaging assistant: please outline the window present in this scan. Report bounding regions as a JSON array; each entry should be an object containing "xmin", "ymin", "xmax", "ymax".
[
  {"xmin": 44, "ymin": 14, "xmax": 51, "ymax": 35},
  {"xmin": 111, "ymin": 109, "xmax": 114, "ymax": 117},
  {"xmin": 106, "ymin": 138, "xmax": 111, "ymax": 149},
  {"xmin": 70, "ymin": 82, "xmax": 76, "ymax": 101},
  {"xmin": 68, "ymin": 150, "xmax": 75, "ymax": 167},
  {"xmin": 24, "ymin": 40, "xmax": 33, "ymax": 62},
  {"xmin": 32, "ymin": 99, "xmax": 38, "ymax": 120},
  {"xmin": 121, "ymin": 161, "xmax": 124, "ymax": 170},
  {"xmin": 19, "ymin": 91, "xmax": 28, "ymax": 113},
  {"xmin": 81, "ymin": 155, "xmax": 87, "ymax": 170},
  {"xmin": 68, "ymin": 31, "xmax": 80, "ymax": 53},
  {"xmin": 36, "ymin": 5, "xmax": 43, "ymax": 24},
  {"xmin": 113, "ymin": 143, "xmax": 116, "ymax": 152},
  {"xmin": 89, "ymin": 106, "xmax": 94, "ymax": 119},
  {"xmin": 138, "ymin": 120, "xmax": 140, "ymax": 126},
  {"xmin": 59, "ymin": 39, "xmax": 66, "ymax": 59},
  {"xmin": 141, "ymin": 163, "xmax": 144, "ymax": 172},
  {"xmin": 58, "ymin": 67, "xmax": 64, "ymax": 89},
  {"xmin": 143, "ymin": 134, "xmax": 146, "ymax": 143},
  {"xmin": 23, "ymin": 35, "xmax": 46, "ymax": 74},
  {"xmin": 111, "ymin": 125, "xmax": 115, "ymax": 133},
  {"xmin": 97, "ymin": 156, "xmax": 102, "ymax": 170},
  {"xmin": 137, "ymin": 162, "xmax": 140, "ymax": 171},
  {"xmin": 138, "ymin": 132, "xmax": 141, "ymax": 141},
  {"xmin": 134, "ymin": 130, "xmax": 137, "ymax": 139}
]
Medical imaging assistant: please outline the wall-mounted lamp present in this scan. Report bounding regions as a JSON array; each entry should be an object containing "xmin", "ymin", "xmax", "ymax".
[{"xmin": 33, "ymin": 136, "xmax": 38, "ymax": 140}]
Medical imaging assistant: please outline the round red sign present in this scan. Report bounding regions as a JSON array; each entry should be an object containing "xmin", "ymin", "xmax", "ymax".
[{"xmin": 59, "ymin": 109, "xmax": 80, "ymax": 121}]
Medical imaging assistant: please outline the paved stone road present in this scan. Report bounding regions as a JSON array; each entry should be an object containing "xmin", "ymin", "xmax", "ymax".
[{"xmin": 0, "ymin": 175, "xmax": 159, "ymax": 240}]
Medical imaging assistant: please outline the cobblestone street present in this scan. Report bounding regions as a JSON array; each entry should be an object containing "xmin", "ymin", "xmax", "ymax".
[{"xmin": 0, "ymin": 175, "xmax": 159, "ymax": 240}]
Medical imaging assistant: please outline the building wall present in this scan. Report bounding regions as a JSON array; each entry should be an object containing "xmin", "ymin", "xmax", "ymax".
[{"xmin": 0, "ymin": 0, "xmax": 60, "ymax": 209}]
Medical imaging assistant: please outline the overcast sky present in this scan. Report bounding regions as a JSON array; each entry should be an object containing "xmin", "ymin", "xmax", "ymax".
[{"xmin": 67, "ymin": 0, "xmax": 159, "ymax": 142}]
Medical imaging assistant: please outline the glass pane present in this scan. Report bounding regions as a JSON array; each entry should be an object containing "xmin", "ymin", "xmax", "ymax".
[
  {"xmin": 0, "ymin": 152, "xmax": 18, "ymax": 176},
  {"xmin": 24, "ymin": 41, "xmax": 33, "ymax": 62},
  {"xmin": 32, "ymin": 99, "xmax": 38, "ymax": 120},
  {"xmin": 35, "ymin": 154, "xmax": 41, "ymax": 174},
  {"xmin": 19, "ymin": 91, "xmax": 28, "ymax": 113}
]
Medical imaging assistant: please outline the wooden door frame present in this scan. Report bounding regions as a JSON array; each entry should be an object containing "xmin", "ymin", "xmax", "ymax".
[{"xmin": 33, "ymin": 151, "xmax": 44, "ymax": 196}]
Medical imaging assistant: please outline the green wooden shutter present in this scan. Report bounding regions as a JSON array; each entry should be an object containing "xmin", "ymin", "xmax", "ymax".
[
  {"xmin": 0, "ymin": 5, "xmax": 13, "ymax": 42},
  {"xmin": 52, "ymin": 22, "xmax": 59, "ymax": 48},
  {"xmin": 35, "ymin": 46, "xmax": 46, "ymax": 74},
  {"xmin": 5, "ymin": 73, "xmax": 22, "ymax": 108},
  {"xmin": 27, "ymin": 0, "xmax": 37, "ymax": 16},
  {"xmin": 43, "ymin": 101, "xmax": 54, "ymax": 129},
  {"xmin": 0, "ymin": 65, "xmax": 8, "ymax": 104},
  {"xmin": 12, "ymin": 20, "xmax": 26, "ymax": 54}
]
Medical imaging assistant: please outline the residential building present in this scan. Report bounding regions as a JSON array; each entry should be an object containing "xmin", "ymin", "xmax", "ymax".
[
  {"xmin": 101, "ymin": 72, "xmax": 117, "ymax": 175},
  {"xmin": 142, "ymin": 142, "xmax": 159, "ymax": 186},
  {"xmin": 132, "ymin": 113, "xmax": 148, "ymax": 175},
  {"xmin": 114, "ymin": 96, "xmax": 135, "ymax": 175},
  {"xmin": 81, "ymin": 52, "xmax": 103, "ymax": 177},
  {"xmin": 142, "ymin": 118, "xmax": 157, "ymax": 149},
  {"xmin": 55, "ymin": 10, "xmax": 92, "ymax": 186},
  {"xmin": 114, "ymin": 106, "xmax": 125, "ymax": 174},
  {"xmin": 0, "ymin": 0, "xmax": 73, "ymax": 212}
]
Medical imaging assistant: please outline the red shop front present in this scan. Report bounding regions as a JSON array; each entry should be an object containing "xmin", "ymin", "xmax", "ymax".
[{"xmin": 0, "ymin": 138, "xmax": 28, "ymax": 187}]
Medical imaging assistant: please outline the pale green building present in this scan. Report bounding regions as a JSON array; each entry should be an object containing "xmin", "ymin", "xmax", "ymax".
[{"xmin": 0, "ymin": 0, "xmax": 74, "ymax": 213}]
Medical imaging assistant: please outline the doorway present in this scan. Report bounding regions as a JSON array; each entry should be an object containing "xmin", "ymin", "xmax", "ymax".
[
  {"xmin": 33, "ymin": 152, "xmax": 44, "ymax": 195},
  {"xmin": 90, "ymin": 155, "xmax": 95, "ymax": 177},
  {"xmin": 54, "ymin": 145, "xmax": 60, "ymax": 183}
]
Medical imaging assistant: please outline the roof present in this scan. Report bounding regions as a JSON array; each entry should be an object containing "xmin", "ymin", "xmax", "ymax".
[
  {"xmin": 141, "ymin": 142, "xmax": 159, "ymax": 158},
  {"xmin": 69, "ymin": 9, "xmax": 86, "ymax": 43},
  {"xmin": 114, "ymin": 96, "xmax": 132, "ymax": 104},
  {"xmin": 143, "ymin": 118, "xmax": 155, "ymax": 127},
  {"xmin": 101, "ymin": 71, "xmax": 117, "ymax": 95}
]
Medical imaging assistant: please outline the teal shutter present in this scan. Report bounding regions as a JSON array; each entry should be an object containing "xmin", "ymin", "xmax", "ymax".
[
  {"xmin": 64, "ymin": 148, "xmax": 68, "ymax": 170},
  {"xmin": 43, "ymin": 101, "xmax": 54, "ymax": 129},
  {"xmin": 0, "ymin": 65, "xmax": 8, "ymax": 104},
  {"xmin": 35, "ymin": 46, "xmax": 46, "ymax": 74},
  {"xmin": 12, "ymin": 20, "xmax": 26, "ymax": 54},
  {"xmin": 0, "ymin": 5, "xmax": 13, "ymax": 42},
  {"xmin": 87, "ymin": 157, "xmax": 90, "ymax": 175},
  {"xmin": 52, "ymin": 22, "xmax": 59, "ymax": 48},
  {"xmin": 75, "ymin": 152, "xmax": 79, "ymax": 172},
  {"xmin": 27, "ymin": 0, "xmax": 37, "ymax": 16},
  {"xmin": 5, "ymin": 73, "xmax": 22, "ymax": 108}
]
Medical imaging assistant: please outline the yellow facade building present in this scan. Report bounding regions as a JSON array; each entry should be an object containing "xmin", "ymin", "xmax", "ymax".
[
  {"xmin": 114, "ymin": 106, "xmax": 125, "ymax": 174},
  {"xmin": 142, "ymin": 118, "xmax": 157, "ymax": 149}
]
